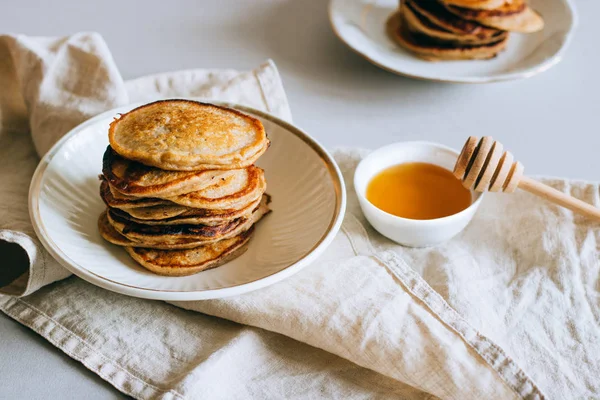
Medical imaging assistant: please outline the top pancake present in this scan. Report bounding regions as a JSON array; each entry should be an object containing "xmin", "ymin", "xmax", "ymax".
[{"xmin": 108, "ymin": 100, "xmax": 269, "ymax": 171}]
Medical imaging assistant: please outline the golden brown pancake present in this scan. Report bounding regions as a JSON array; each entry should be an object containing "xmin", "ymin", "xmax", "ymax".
[
  {"xmin": 105, "ymin": 197, "xmax": 270, "ymax": 246},
  {"xmin": 107, "ymin": 211, "xmax": 244, "ymax": 244},
  {"xmin": 100, "ymin": 170, "xmax": 265, "ymax": 224},
  {"xmin": 102, "ymin": 163, "xmax": 266, "ymax": 210},
  {"xmin": 406, "ymin": 0, "xmax": 502, "ymax": 38},
  {"xmin": 101, "ymin": 174, "xmax": 265, "ymax": 222},
  {"xmin": 98, "ymin": 211, "xmax": 213, "ymax": 249},
  {"xmin": 387, "ymin": 10, "xmax": 509, "ymax": 61},
  {"xmin": 103, "ymin": 146, "xmax": 239, "ymax": 198},
  {"xmin": 100, "ymin": 178, "xmax": 175, "ymax": 210},
  {"xmin": 166, "ymin": 165, "xmax": 266, "ymax": 210},
  {"xmin": 108, "ymin": 100, "xmax": 270, "ymax": 171},
  {"xmin": 126, "ymin": 228, "xmax": 254, "ymax": 276},
  {"xmin": 445, "ymin": 0, "xmax": 544, "ymax": 33},
  {"xmin": 403, "ymin": 1, "xmax": 508, "ymax": 45},
  {"xmin": 111, "ymin": 196, "xmax": 263, "ymax": 226},
  {"xmin": 441, "ymin": 0, "xmax": 509, "ymax": 10},
  {"xmin": 115, "ymin": 203, "xmax": 219, "ymax": 221}
]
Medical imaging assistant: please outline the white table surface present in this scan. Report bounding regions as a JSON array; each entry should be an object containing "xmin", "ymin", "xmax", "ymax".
[{"xmin": 0, "ymin": 0, "xmax": 596, "ymax": 398}]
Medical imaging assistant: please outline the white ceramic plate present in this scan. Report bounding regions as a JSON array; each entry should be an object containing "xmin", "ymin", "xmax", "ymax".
[
  {"xmin": 329, "ymin": 0, "xmax": 577, "ymax": 83},
  {"xmin": 29, "ymin": 101, "xmax": 346, "ymax": 301}
]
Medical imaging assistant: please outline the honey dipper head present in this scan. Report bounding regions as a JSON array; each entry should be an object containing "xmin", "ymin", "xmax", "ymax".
[{"xmin": 453, "ymin": 136, "xmax": 524, "ymax": 193}]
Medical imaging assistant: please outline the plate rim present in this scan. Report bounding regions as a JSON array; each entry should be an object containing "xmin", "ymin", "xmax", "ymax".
[
  {"xmin": 328, "ymin": 0, "xmax": 579, "ymax": 84},
  {"xmin": 29, "ymin": 99, "xmax": 347, "ymax": 301}
]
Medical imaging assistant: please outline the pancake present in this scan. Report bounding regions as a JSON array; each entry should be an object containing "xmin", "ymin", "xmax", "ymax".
[
  {"xmin": 108, "ymin": 100, "xmax": 270, "ymax": 171},
  {"xmin": 387, "ymin": 10, "xmax": 509, "ymax": 61},
  {"xmin": 111, "ymin": 195, "xmax": 264, "ymax": 226},
  {"xmin": 403, "ymin": 1, "xmax": 508, "ymax": 45},
  {"xmin": 103, "ymin": 163, "xmax": 265, "ymax": 210},
  {"xmin": 101, "ymin": 174, "xmax": 265, "ymax": 221},
  {"xmin": 106, "ymin": 196, "xmax": 270, "ymax": 246},
  {"xmin": 108, "ymin": 211, "xmax": 244, "ymax": 244},
  {"xmin": 108, "ymin": 183, "xmax": 146, "ymax": 200},
  {"xmin": 117, "ymin": 203, "xmax": 213, "ymax": 220},
  {"xmin": 126, "ymin": 228, "xmax": 254, "ymax": 276},
  {"xmin": 98, "ymin": 211, "xmax": 214, "ymax": 249},
  {"xmin": 100, "ymin": 178, "xmax": 176, "ymax": 210},
  {"xmin": 103, "ymin": 146, "xmax": 239, "ymax": 198},
  {"xmin": 166, "ymin": 165, "xmax": 266, "ymax": 210},
  {"xmin": 406, "ymin": 0, "xmax": 502, "ymax": 38},
  {"xmin": 445, "ymin": 1, "xmax": 544, "ymax": 33},
  {"xmin": 441, "ymin": 0, "xmax": 509, "ymax": 10}
]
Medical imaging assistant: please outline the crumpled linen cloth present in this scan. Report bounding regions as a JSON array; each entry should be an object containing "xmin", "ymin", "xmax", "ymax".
[{"xmin": 0, "ymin": 33, "xmax": 598, "ymax": 400}]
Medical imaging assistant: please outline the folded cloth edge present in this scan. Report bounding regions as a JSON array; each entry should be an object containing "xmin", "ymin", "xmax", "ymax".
[
  {"xmin": 377, "ymin": 251, "xmax": 546, "ymax": 399},
  {"xmin": 0, "ymin": 230, "xmax": 70, "ymax": 297}
]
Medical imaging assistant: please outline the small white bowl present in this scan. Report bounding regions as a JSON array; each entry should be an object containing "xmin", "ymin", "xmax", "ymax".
[{"xmin": 354, "ymin": 142, "xmax": 483, "ymax": 247}]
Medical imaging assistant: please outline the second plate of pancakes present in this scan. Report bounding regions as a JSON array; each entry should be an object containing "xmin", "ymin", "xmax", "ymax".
[
  {"xmin": 329, "ymin": 0, "xmax": 577, "ymax": 83},
  {"xmin": 29, "ymin": 100, "xmax": 346, "ymax": 300}
]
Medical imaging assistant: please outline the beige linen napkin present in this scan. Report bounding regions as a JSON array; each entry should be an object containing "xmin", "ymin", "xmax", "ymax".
[{"xmin": 1, "ymin": 32, "xmax": 599, "ymax": 399}]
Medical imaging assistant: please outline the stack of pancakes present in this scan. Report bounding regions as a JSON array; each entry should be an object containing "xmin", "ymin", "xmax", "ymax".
[
  {"xmin": 98, "ymin": 100, "xmax": 271, "ymax": 276},
  {"xmin": 387, "ymin": 0, "xmax": 544, "ymax": 61}
]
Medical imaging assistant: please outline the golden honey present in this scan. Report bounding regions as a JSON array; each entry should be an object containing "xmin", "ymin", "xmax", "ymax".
[{"xmin": 366, "ymin": 162, "xmax": 471, "ymax": 220}]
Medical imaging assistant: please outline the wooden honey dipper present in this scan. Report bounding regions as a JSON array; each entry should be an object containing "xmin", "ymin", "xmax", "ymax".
[{"xmin": 454, "ymin": 136, "xmax": 600, "ymax": 221}]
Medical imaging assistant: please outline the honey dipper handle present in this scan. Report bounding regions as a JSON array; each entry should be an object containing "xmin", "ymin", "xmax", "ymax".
[{"xmin": 518, "ymin": 176, "xmax": 600, "ymax": 221}]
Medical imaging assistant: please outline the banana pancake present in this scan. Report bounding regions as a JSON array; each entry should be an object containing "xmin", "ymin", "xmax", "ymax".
[
  {"xmin": 166, "ymin": 165, "xmax": 266, "ymax": 210},
  {"xmin": 406, "ymin": 0, "xmax": 502, "ymax": 39},
  {"xmin": 100, "ymin": 178, "xmax": 176, "ymax": 210},
  {"xmin": 111, "ymin": 195, "xmax": 264, "ymax": 226},
  {"xmin": 108, "ymin": 211, "xmax": 242, "ymax": 244},
  {"xmin": 103, "ymin": 165, "xmax": 266, "ymax": 210},
  {"xmin": 441, "ymin": 0, "xmax": 508, "ymax": 10},
  {"xmin": 387, "ymin": 10, "xmax": 508, "ymax": 61},
  {"xmin": 126, "ymin": 228, "xmax": 255, "ymax": 276},
  {"xmin": 403, "ymin": 1, "xmax": 508, "ymax": 45},
  {"xmin": 108, "ymin": 100, "xmax": 270, "ymax": 171},
  {"xmin": 98, "ymin": 211, "xmax": 215, "ymax": 249},
  {"xmin": 103, "ymin": 146, "xmax": 239, "ymax": 197},
  {"xmin": 445, "ymin": 0, "xmax": 544, "ymax": 33},
  {"xmin": 108, "ymin": 183, "xmax": 146, "ymax": 200},
  {"xmin": 101, "ymin": 176, "xmax": 266, "ymax": 221},
  {"xmin": 105, "ymin": 197, "xmax": 270, "ymax": 246},
  {"xmin": 117, "ymin": 203, "xmax": 217, "ymax": 221}
]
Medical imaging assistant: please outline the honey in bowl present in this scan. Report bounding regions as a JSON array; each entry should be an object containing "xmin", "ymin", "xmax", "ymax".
[{"xmin": 366, "ymin": 162, "xmax": 472, "ymax": 220}]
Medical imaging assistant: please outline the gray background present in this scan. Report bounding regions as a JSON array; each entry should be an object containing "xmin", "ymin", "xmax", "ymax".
[{"xmin": 0, "ymin": 0, "xmax": 596, "ymax": 398}]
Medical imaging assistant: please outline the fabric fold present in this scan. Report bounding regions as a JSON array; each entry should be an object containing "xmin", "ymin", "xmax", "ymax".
[
  {"xmin": 1, "ymin": 32, "xmax": 128, "ymax": 157},
  {"xmin": 172, "ymin": 230, "xmax": 533, "ymax": 399}
]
